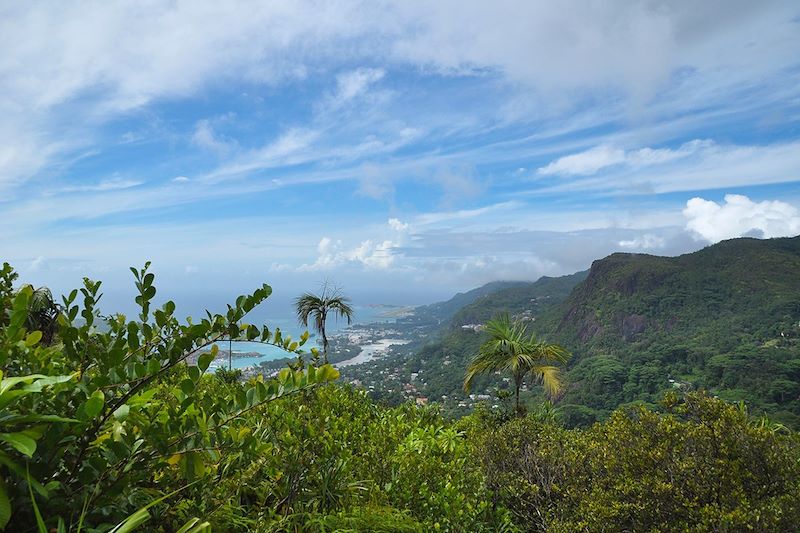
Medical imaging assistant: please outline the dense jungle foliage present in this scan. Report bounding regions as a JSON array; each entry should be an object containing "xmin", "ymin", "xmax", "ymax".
[
  {"xmin": 405, "ymin": 236, "xmax": 800, "ymax": 427},
  {"xmin": 2, "ymin": 261, "xmax": 799, "ymax": 531}
]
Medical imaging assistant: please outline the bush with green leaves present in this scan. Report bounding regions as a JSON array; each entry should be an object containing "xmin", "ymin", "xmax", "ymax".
[
  {"xmin": 471, "ymin": 391, "xmax": 800, "ymax": 532},
  {"xmin": 0, "ymin": 262, "xmax": 338, "ymax": 530}
]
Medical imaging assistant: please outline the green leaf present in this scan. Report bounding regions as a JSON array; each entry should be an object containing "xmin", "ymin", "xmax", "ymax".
[
  {"xmin": 2, "ymin": 414, "xmax": 76, "ymax": 424},
  {"xmin": 109, "ymin": 481, "xmax": 200, "ymax": 533},
  {"xmin": 28, "ymin": 470, "xmax": 47, "ymax": 533},
  {"xmin": 0, "ymin": 451, "xmax": 47, "ymax": 497},
  {"xmin": 110, "ymin": 508, "xmax": 150, "ymax": 533},
  {"xmin": 113, "ymin": 404, "xmax": 130, "ymax": 420},
  {"xmin": 180, "ymin": 379, "xmax": 195, "ymax": 395},
  {"xmin": 147, "ymin": 357, "xmax": 161, "ymax": 375},
  {"xmin": 198, "ymin": 352, "xmax": 214, "ymax": 373},
  {"xmin": 0, "ymin": 374, "xmax": 47, "ymax": 396},
  {"xmin": 0, "ymin": 432, "xmax": 37, "ymax": 457},
  {"xmin": 24, "ymin": 330, "xmax": 43, "ymax": 347},
  {"xmin": 0, "ymin": 477, "xmax": 11, "ymax": 529},
  {"xmin": 179, "ymin": 452, "xmax": 205, "ymax": 481},
  {"xmin": 22, "ymin": 373, "xmax": 76, "ymax": 393},
  {"xmin": 84, "ymin": 390, "xmax": 106, "ymax": 419}
]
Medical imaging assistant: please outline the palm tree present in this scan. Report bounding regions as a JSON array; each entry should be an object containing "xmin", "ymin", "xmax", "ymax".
[
  {"xmin": 23, "ymin": 285, "xmax": 61, "ymax": 345},
  {"xmin": 294, "ymin": 284, "xmax": 354, "ymax": 365},
  {"xmin": 463, "ymin": 314, "xmax": 569, "ymax": 415}
]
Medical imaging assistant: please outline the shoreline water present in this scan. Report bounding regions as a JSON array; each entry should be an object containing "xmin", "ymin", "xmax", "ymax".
[
  {"xmin": 335, "ymin": 338, "xmax": 411, "ymax": 367},
  {"xmin": 198, "ymin": 305, "xmax": 413, "ymax": 372}
]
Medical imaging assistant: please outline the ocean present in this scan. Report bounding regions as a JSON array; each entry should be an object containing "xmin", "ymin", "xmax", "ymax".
[{"xmin": 207, "ymin": 305, "xmax": 398, "ymax": 370}]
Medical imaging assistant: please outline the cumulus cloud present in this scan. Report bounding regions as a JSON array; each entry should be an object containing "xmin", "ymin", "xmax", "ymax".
[
  {"xmin": 683, "ymin": 194, "xmax": 800, "ymax": 243},
  {"xmin": 388, "ymin": 218, "xmax": 409, "ymax": 232},
  {"xmin": 299, "ymin": 236, "xmax": 399, "ymax": 271}
]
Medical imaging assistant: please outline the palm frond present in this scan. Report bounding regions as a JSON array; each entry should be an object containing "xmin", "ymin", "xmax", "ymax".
[
  {"xmin": 463, "ymin": 312, "xmax": 570, "ymax": 404},
  {"xmin": 530, "ymin": 365, "xmax": 563, "ymax": 399},
  {"xmin": 326, "ymin": 296, "xmax": 354, "ymax": 324}
]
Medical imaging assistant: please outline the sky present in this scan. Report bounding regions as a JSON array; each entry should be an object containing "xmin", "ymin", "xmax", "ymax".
[{"xmin": 1, "ymin": 1, "xmax": 799, "ymax": 317}]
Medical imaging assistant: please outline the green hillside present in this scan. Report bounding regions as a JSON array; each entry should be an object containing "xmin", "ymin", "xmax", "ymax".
[
  {"xmin": 451, "ymin": 271, "xmax": 588, "ymax": 328},
  {"xmin": 412, "ymin": 280, "xmax": 533, "ymax": 326},
  {"xmin": 401, "ymin": 236, "xmax": 800, "ymax": 427},
  {"xmin": 538, "ymin": 236, "xmax": 800, "ymax": 426},
  {"xmin": 401, "ymin": 272, "xmax": 587, "ymax": 409}
]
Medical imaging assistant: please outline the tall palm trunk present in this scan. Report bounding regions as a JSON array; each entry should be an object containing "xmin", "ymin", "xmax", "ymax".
[
  {"xmin": 514, "ymin": 371, "xmax": 524, "ymax": 416},
  {"xmin": 321, "ymin": 326, "xmax": 329, "ymax": 364}
]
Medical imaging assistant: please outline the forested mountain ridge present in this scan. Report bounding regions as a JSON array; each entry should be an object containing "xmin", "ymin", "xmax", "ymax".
[
  {"xmin": 412, "ymin": 280, "xmax": 533, "ymax": 325},
  {"xmin": 397, "ymin": 236, "xmax": 800, "ymax": 427},
  {"xmin": 546, "ymin": 236, "xmax": 800, "ymax": 346},
  {"xmin": 536, "ymin": 236, "xmax": 800, "ymax": 426},
  {"xmin": 450, "ymin": 271, "xmax": 588, "ymax": 328}
]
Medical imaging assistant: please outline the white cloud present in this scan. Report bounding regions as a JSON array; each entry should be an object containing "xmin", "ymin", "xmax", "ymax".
[
  {"xmin": 29, "ymin": 256, "xmax": 46, "ymax": 272},
  {"xmin": 192, "ymin": 120, "xmax": 234, "ymax": 154},
  {"xmin": 538, "ymin": 145, "xmax": 626, "ymax": 176},
  {"xmin": 53, "ymin": 178, "xmax": 143, "ymax": 194},
  {"xmin": 683, "ymin": 194, "xmax": 800, "ymax": 243},
  {"xmin": 536, "ymin": 140, "xmax": 800, "ymax": 195},
  {"xmin": 299, "ymin": 236, "xmax": 400, "ymax": 271},
  {"xmin": 416, "ymin": 201, "xmax": 522, "ymax": 225},
  {"xmin": 388, "ymin": 218, "xmax": 409, "ymax": 232},
  {"xmin": 618, "ymin": 234, "xmax": 666, "ymax": 249},
  {"xmin": 0, "ymin": 1, "xmax": 795, "ymax": 189},
  {"xmin": 172, "ymin": 176, "xmax": 190, "ymax": 183},
  {"xmin": 331, "ymin": 68, "xmax": 385, "ymax": 107},
  {"xmin": 204, "ymin": 128, "xmax": 320, "ymax": 181},
  {"xmin": 538, "ymin": 139, "xmax": 712, "ymax": 177},
  {"xmin": 356, "ymin": 164, "xmax": 394, "ymax": 200}
]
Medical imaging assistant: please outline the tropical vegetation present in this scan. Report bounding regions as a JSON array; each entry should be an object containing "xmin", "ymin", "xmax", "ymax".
[
  {"xmin": 388, "ymin": 236, "xmax": 800, "ymax": 427},
  {"xmin": 294, "ymin": 285, "xmax": 354, "ymax": 365},
  {"xmin": 1, "ymin": 257, "xmax": 799, "ymax": 531},
  {"xmin": 464, "ymin": 315, "xmax": 569, "ymax": 414}
]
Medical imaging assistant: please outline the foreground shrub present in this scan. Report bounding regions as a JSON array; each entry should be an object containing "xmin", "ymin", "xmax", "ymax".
[{"xmin": 473, "ymin": 391, "xmax": 800, "ymax": 532}]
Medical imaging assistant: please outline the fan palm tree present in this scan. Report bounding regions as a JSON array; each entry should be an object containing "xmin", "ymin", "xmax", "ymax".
[
  {"xmin": 464, "ymin": 314, "xmax": 569, "ymax": 415},
  {"xmin": 294, "ymin": 284, "xmax": 354, "ymax": 365}
]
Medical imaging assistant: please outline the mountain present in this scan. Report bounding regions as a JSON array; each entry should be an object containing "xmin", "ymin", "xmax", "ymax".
[
  {"xmin": 536, "ymin": 236, "xmax": 800, "ymax": 426},
  {"xmin": 383, "ymin": 236, "xmax": 800, "ymax": 427},
  {"xmin": 411, "ymin": 280, "xmax": 533, "ymax": 326},
  {"xmin": 396, "ymin": 272, "xmax": 588, "ymax": 408},
  {"xmin": 450, "ymin": 271, "xmax": 588, "ymax": 328}
]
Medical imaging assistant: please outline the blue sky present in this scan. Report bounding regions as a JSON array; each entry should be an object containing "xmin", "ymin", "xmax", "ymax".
[{"xmin": 1, "ymin": 1, "xmax": 800, "ymax": 315}]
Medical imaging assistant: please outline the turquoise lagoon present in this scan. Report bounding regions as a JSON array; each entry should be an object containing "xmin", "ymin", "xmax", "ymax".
[{"xmin": 207, "ymin": 306, "xmax": 396, "ymax": 370}]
